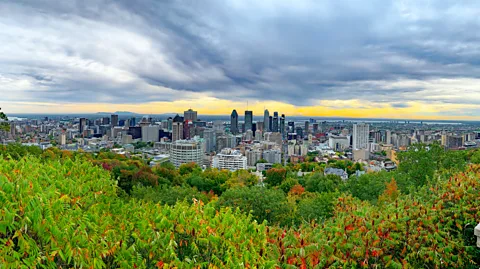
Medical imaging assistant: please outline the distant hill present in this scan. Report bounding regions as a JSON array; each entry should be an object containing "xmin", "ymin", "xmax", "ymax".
[{"xmin": 95, "ymin": 111, "xmax": 140, "ymax": 116}]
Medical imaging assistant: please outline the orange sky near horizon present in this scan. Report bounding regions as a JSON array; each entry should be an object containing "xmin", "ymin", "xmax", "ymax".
[{"xmin": 3, "ymin": 97, "xmax": 480, "ymax": 121}]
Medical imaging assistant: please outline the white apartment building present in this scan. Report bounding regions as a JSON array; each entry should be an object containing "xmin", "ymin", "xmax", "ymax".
[
  {"xmin": 170, "ymin": 139, "xmax": 204, "ymax": 168},
  {"xmin": 353, "ymin": 123, "xmax": 369, "ymax": 150},
  {"xmin": 212, "ymin": 148, "xmax": 247, "ymax": 171}
]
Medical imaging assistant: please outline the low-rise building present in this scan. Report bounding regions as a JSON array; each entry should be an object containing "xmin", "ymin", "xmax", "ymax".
[
  {"xmin": 324, "ymin": 167, "xmax": 348, "ymax": 181},
  {"xmin": 212, "ymin": 148, "xmax": 247, "ymax": 171}
]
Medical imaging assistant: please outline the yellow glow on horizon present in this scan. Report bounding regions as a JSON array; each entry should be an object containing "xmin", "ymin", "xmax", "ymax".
[{"xmin": 3, "ymin": 97, "xmax": 480, "ymax": 121}]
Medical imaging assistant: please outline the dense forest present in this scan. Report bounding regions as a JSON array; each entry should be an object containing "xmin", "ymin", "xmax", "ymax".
[{"xmin": 1, "ymin": 143, "xmax": 480, "ymax": 268}]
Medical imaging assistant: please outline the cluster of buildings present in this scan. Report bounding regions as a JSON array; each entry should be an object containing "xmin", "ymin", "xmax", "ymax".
[{"xmin": 2, "ymin": 110, "xmax": 480, "ymax": 175}]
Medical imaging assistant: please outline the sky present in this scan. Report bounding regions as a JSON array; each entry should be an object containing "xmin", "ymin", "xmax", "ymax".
[{"xmin": 2, "ymin": 0, "xmax": 480, "ymax": 120}]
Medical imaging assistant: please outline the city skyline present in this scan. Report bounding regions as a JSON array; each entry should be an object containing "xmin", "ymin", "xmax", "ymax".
[{"xmin": 2, "ymin": 1, "xmax": 480, "ymax": 120}]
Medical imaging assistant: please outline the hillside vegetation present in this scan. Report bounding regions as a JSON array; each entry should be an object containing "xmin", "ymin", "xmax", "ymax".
[{"xmin": 0, "ymin": 145, "xmax": 479, "ymax": 268}]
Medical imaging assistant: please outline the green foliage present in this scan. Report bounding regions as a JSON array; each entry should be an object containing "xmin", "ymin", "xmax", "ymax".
[
  {"xmin": 218, "ymin": 186, "xmax": 292, "ymax": 225},
  {"xmin": 0, "ymin": 157, "xmax": 271, "ymax": 268},
  {"xmin": 178, "ymin": 162, "xmax": 201, "ymax": 176},
  {"xmin": 342, "ymin": 172, "xmax": 391, "ymax": 203},
  {"xmin": 329, "ymin": 160, "xmax": 363, "ymax": 176},
  {"xmin": 296, "ymin": 192, "xmax": 337, "ymax": 224},
  {"xmin": 265, "ymin": 168, "xmax": 287, "ymax": 186},
  {"xmin": 1, "ymin": 144, "xmax": 480, "ymax": 268},
  {"xmin": 279, "ymin": 178, "xmax": 298, "ymax": 194},
  {"xmin": 131, "ymin": 185, "xmax": 209, "ymax": 206},
  {"xmin": 0, "ymin": 108, "xmax": 9, "ymax": 132},
  {"xmin": 305, "ymin": 172, "xmax": 343, "ymax": 193},
  {"xmin": 0, "ymin": 143, "xmax": 43, "ymax": 160}
]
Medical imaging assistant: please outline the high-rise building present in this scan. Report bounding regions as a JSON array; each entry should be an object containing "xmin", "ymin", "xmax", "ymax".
[
  {"xmin": 287, "ymin": 121, "xmax": 295, "ymax": 133},
  {"xmin": 263, "ymin": 150, "xmax": 282, "ymax": 164},
  {"xmin": 255, "ymin": 130, "xmax": 262, "ymax": 141},
  {"xmin": 184, "ymin": 109, "xmax": 198, "ymax": 122},
  {"xmin": 268, "ymin": 116, "xmax": 273, "ymax": 132},
  {"xmin": 280, "ymin": 114, "xmax": 286, "ymax": 138},
  {"xmin": 102, "ymin": 117, "xmax": 110, "ymax": 125},
  {"xmin": 353, "ymin": 123, "xmax": 370, "ymax": 150},
  {"xmin": 130, "ymin": 117, "xmax": 136, "ymax": 127},
  {"xmin": 295, "ymin": 127, "xmax": 303, "ymax": 138},
  {"xmin": 230, "ymin": 110, "xmax": 239, "ymax": 134},
  {"xmin": 272, "ymin": 112, "xmax": 279, "ymax": 132},
  {"xmin": 172, "ymin": 114, "xmax": 184, "ymax": 142},
  {"xmin": 170, "ymin": 139, "xmax": 204, "ymax": 168},
  {"xmin": 244, "ymin": 111, "xmax": 253, "ymax": 132},
  {"xmin": 263, "ymin": 109, "xmax": 270, "ymax": 133},
  {"xmin": 79, "ymin": 118, "xmax": 87, "ymax": 135},
  {"xmin": 58, "ymin": 132, "xmax": 66, "ymax": 146},
  {"xmin": 312, "ymin": 123, "xmax": 319, "ymax": 134},
  {"xmin": 111, "ymin": 114, "xmax": 119, "ymax": 127},
  {"xmin": 141, "ymin": 126, "xmax": 160, "ymax": 142},
  {"xmin": 386, "ymin": 130, "xmax": 392, "ymax": 144},
  {"xmin": 212, "ymin": 148, "xmax": 247, "ymax": 171},
  {"xmin": 216, "ymin": 134, "xmax": 237, "ymax": 152},
  {"xmin": 167, "ymin": 117, "xmax": 173, "ymax": 131},
  {"xmin": 446, "ymin": 135, "xmax": 463, "ymax": 149},
  {"xmin": 304, "ymin": 121, "xmax": 309, "ymax": 135},
  {"xmin": 203, "ymin": 129, "xmax": 216, "ymax": 153},
  {"xmin": 9, "ymin": 123, "xmax": 16, "ymax": 137},
  {"xmin": 246, "ymin": 149, "xmax": 262, "ymax": 166}
]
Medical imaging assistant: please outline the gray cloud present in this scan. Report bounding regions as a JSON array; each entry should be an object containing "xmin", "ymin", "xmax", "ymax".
[{"xmin": 1, "ymin": 0, "xmax": 480, "ymax": 108}]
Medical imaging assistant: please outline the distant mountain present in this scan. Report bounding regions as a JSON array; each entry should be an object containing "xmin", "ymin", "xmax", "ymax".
[{"xmin": 95, "ymin": 111, "xmax": 139, "ymax": 116}]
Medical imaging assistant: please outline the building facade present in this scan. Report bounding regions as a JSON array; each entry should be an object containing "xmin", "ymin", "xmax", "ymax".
[
  {"xmin": 212, "ymin": 148, "xmax": 247, "ymax": 171},
  {"xmin": 170, "ymin": 139, "xmax": 204, "ymax": 168},
  {"xmin": 353, "ymin": 123, "xmax": 370, "ymax": 150}
]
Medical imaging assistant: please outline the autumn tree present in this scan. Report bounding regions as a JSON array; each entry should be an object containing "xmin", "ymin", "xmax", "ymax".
[
  {"xmin": 265, "ymin": 168, "xmax": 287, "ymax": 186},
  {"xmin": 377, "ymin": 178, "xmax": 400, "ymax": 205}
]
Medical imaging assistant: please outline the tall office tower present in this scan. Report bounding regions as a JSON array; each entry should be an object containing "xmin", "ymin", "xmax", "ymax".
[
  {"xmin": 386, "ymin": 130, "xmax": 392, "ymax": 144},
  {"xmin": 280, "ymin": 114, "xmax": 286, "ymax": 138},
  {"xmin": 272, "ymin": 112, "xmax": 279, "ymax": 132},
  {"xmin": 102, "ymin": 117, "xmax": 110, "ymax": 125},
  {"xmin": 287, "ymin": 121, "xmax": 294, "ymax": 132},
  {"xmin": 295, "ymin": 126, "xmax": 304, "ymax": 138},
  {"xmin": 111, "ymin": 114, "xmax": 119, "ymax": 127},
  {"xmin": 172, "ymin": 114, "xmax": 184, "ymax": 142},
  {"xmin": 230, "ymin": 109, "xmax": 239, "ymax": 134},
  {"xmin": 312, "ymin": 123, "xmax": 319, "ymax": 134},
  {"xmin": 167, "ymin": 117, "xmax": 173, "ymax": 131},
  {"xmin": 184, "ymin": 108, "xmax": 198, "ymax": 122},
  {"xmin": 304, "ymin": 121, "xmax": 310, "ymax": 134},
  {"xmin": 130, "ymin": 117, "xmax": 136, "ymax": 127},
  {"xmin": 203, "ymin": 129, "xmax": 216, "ymax": 153},
  {"xmin": 79, "ymin": 118, "xmax": 87, "ymax": 134},
  {"xmin": 263, "ymin": 109, "xmax": 270, "ymax": 133},
  {"xmin": 268, "ymin": 116, "xmax": 273, "ymax": 131},
  {"xmin": 244, "ymin": 110, "xmax": 253, "ymax": 132},
  {"xmin": 353, "ymin": 123, "xmax": 370, "ymax": 150}
]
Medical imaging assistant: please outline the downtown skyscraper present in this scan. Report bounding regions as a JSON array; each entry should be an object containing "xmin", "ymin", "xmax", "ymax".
[
  {"xmin": 244, "ymin": 110, "xmax": 253, "ymax": 132},
  {"xmin": 263, "ymin": 109, "xmax": 270, "ymax": 132},
  {"xmin": 280, "ymin": 114, "xmax": 286, "ymax": 138},
  {"xmin": 230, "ymin": 109, "xmax": 239, "ymax": 134},
  {"xmin": 272, "ymin": 112, "xmax": 279, "ymax": 132},
  {"xmin": 111, "ymin": 114, "xmax": 119, "ymax": 127}
]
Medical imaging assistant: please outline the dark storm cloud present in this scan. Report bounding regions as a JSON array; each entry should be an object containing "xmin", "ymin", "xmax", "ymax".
[{"xmin": 2, "ymin": 0, "xmax": 480, "ymax": 106}]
